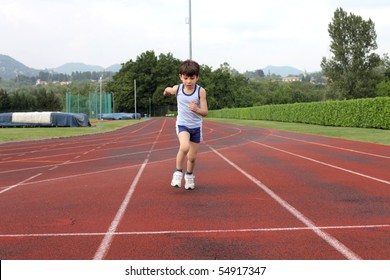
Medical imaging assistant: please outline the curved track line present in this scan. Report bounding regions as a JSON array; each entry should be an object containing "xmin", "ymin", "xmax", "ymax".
[
  {"xmin": 0, "ymin": 147, "xmax": 153, "ymax": 174},
  {"xmin": 203, "ymin": 126, "xmax": 243, "ymax": 144},
  {"xmin": 0, "ymin": 141, "xmax": 256, "ymax": 193},
  {"xmin": 0, "ymin": 122, "xmax": 244, "ymax": 175},
  {"xmin": 0, "ymin": 119, "xmax": 158, "ymax": 158},
  {"xmin": 0, "ymin": 122, "xmax": 267, "ymax": 192},
  {"xmin": 208, "ymin": 145, "xmax": 361, "ymax": 260},
  {"xmin": 0, "ymin": 141, "xmax": 151, "ymax": 169}
]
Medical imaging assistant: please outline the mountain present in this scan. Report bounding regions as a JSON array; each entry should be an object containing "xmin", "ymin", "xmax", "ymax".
[
  {"xmin": 0, "ymin": 54, "xmax": 40, "ymax": 79},
  {"xmin": 105, "ymin": 64, "xmax": 122, "ymax": 72},
  {"xmin": 52, "ymin": 62, "xmax": 104, "ymax": 74},
  {"xmin": 0, "ymin": 54, "xmax": 122, "ymax": 80},
  {"xmin": 52, "ymin": 62, "xmax": 122, "ymax": 74},
  {"xmin": 262, "ymin": 65, "xmax": 303, "ymax": 77},
  {"xmin": 2, "ymin": 54, "xmax": 304, "ymax": 80}
]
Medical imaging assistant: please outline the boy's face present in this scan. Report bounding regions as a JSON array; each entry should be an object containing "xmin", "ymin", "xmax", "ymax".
[{"xmin": 179, "ymin": 74, "xmax": 199, "ymax": 89}]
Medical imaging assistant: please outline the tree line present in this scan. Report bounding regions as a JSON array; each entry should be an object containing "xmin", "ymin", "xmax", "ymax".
[
  {"xmin": 0, "ymin": 71, "xmax": 115, "ymax": 93},
  {"xmin": 36, "ymin": 71, "xmax": 115, "ymax": 82},
  {"xmin": 0, "ymin": 87, "xmax": 63, "ymax": 112},
  {"xmin": 107, "ymin": 52, "xmax": 328, "ymax": 116}
]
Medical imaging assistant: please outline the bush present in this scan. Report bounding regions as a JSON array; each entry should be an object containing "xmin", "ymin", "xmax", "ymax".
[{"xmin": 208, "ymin": 97, "xmax": 390, "ymax": 129}]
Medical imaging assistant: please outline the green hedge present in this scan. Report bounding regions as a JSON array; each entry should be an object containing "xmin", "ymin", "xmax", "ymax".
[{"xmin": 207, "ymin": 97, "xmax": 390, "ymax": 129}]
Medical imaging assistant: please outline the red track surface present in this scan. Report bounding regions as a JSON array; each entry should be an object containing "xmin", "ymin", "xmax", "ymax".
[{"xmin": 0, "ymin": 118, "xmax": 389, "ymax": 260}]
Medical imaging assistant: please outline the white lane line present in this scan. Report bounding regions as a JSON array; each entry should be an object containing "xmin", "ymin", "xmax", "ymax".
[
  {"xmin": 0, "ymin": 173, "xmax": 42, "ymax": 194},
  {"xmin": 0, "ymin": 149, "xmax": 152, "ymax": 175},
  {"xmin": 93, "ymin": 158, "xmax": 149, "ymax": 260},
  {"xmin": 203, "ymin": 126, "xmax": 243, "ymax": 144},
  {"xmin": 251, "ymin": 140, "xmax": 390, "ymax": 185},
  {"xmin": 1, "ymin": 224, "xmax": 388, "ymax": 238},
  {"xmin": 208, "ymin": 145, "xmax": 362, "ymax": 260},
  {"xmin": 93, "ymin": 119, "xmax": 166, "ymax": 260},
  {"xmin": 274, "ymin": 134, "xmax": 390, "ymax": 159}
]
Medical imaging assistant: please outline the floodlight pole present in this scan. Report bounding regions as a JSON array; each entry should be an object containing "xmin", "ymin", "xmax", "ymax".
[
  {"xmin": 99, "ymin": 76, "xmax": 103, "ymax": 127},
  {"xmin": 149, "ymin": 97, "xmax": 151, "ymax": 118},
  {"xmin": 134, "ymin": 79, "xmax": 137, "ymax": 117},
  {"xmin": 189, "ymin": 0, "xmax": 192, "ymax": 59}
]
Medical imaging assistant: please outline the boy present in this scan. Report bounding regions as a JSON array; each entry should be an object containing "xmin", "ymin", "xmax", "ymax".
[{"xmin": 163, "ymin": 60, "xmax": 208, "ymax": 190}]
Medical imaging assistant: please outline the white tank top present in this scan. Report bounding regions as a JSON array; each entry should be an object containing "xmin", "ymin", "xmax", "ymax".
[{"xmin": 176, "ymin": 84, "xmax": 202, "ymax": 129}]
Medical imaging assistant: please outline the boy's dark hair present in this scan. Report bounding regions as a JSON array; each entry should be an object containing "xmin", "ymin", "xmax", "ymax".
[{"xmin": 179, "ymin": 60, "xmax": 200, "ymax": 77}]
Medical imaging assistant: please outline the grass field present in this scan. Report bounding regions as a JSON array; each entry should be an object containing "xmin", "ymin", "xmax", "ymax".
[
  {"xmin": 0, "ymin": 117, "xmax": 389, "ymax": 145},
  {"xmin": 0, "ymin": 119, "xmax": 146, "ymax": 142}
]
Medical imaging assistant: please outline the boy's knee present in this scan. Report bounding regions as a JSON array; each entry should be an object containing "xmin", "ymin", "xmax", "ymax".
[
  {"xmin": 180, "ymin": 144, "xmax": 190, "ymax": 154},
  {"xmin": 188, "ymin": 154, "xmax": 197, "ymax": 163}
]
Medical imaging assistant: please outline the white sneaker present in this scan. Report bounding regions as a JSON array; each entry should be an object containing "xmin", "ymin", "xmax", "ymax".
[
  {"xmin": 184, "ymin": 174, "xmax": 195, "ymax": 190},
  {"xmin": 171, "ymin": 171, "xmax": 183, "ymax": 188}
]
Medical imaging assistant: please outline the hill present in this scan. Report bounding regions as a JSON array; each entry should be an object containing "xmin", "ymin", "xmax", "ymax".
[
  {"xmin": 52, "ymin": 62, "xmax": 104, "ymax": 74},
  {"xmin": 0, "ymin": 54, "xmax": 122, "ymax": 80},
  {"xmin": 105, "ymin": 64, "xmax": 122, "ymax": 72},
  {"xmin": 0, "ymin": 54, "xmax": 40, "ymax": 79},
  {"xmin": 262, "ymin": 65, "xmax": 303, "ymax": 77},
  {"xmin": 1, "ymin": 54, "xmax": 303, "ymax": 80},
  {"xmin": 52, "ymin": 62, "xmax": 122, "ymax": 74}
]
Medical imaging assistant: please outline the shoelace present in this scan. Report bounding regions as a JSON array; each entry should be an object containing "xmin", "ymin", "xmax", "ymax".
[{"xmin": 186, "ymin": 176, "xmax": 194, "ymax": 184}]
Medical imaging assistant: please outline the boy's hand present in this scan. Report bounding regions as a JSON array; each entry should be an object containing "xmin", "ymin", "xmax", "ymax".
[
  {"xmin": 189, "ymin": 101, "xmax": 198, "ymax": 113},
  {"xmin": 163, "ymin": 87, "xmax": 171, "ymax": 96}
]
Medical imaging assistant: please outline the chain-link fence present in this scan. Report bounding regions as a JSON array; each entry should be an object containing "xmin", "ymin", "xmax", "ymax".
[{"xmin": 66, "ymin": 92, "xmax": 112, "ymax": 119}]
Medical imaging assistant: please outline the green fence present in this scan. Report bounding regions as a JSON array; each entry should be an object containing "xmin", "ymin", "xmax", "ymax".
[{"xmin": 66, "ymin": 92, "xmax": 112, "ymax": 118}]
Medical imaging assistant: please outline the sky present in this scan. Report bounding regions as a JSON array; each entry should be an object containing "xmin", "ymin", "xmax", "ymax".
[{"xmin": 1, "ymin": 0, "xmax": 389, "ymax": 73}]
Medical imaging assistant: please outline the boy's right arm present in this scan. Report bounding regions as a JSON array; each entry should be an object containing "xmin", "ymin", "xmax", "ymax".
[{"xmin": 163, "ymin": 85, "xmax": 178, "ymax": 96}]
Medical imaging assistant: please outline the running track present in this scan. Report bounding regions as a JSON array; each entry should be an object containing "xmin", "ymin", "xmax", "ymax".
[{"xmin": 0, "ymin": 118, "xmax": 389, "ymax": 260}]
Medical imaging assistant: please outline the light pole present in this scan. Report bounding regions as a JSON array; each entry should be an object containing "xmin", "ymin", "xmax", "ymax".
[
  {"xmin": 134, "ymin": 79, "xmax": 137, "ymax": 118},
  {"xmin": 189, "ymin": 0, "xmax": 192, "ymax": 59},
  {"xmin": 149, "ymin": 97, "xmax": 151, "ymax": 118},
  {"xmin": 99, "ymin": 76, "xmax": 103, "ymax": 127}
]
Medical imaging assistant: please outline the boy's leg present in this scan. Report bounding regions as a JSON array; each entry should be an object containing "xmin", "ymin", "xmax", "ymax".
[
  {"xmin": 171, "ymin": 131, "xmax": 190, "ymax": 188},
  {"xmin": 186, "ymin": 141, "xmax": 200, "ymax": 173},
  {"xmin": 184, "ymin": 141, "xmax": 199, "ymax": 190},
  {"xmin": 176, "ymin": 131, "xmax": 190, "ymax": 170}
]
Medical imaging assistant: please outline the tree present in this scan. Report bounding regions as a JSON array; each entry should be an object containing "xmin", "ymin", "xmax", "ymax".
[
  {"xmin": 376, "ymin": 80, "xmax": 390, "ymax": 97},
  {"xmin": 151, "ymin": 53, "xmax": 181, "ymax": 114},
  {"xmin": 375, "ymin": 54, "xmax": 390, "ymax": 97},
  {"xmin": 34, "ymin": 88, "xmax": 63, "ymax": 111},
  {"xmin": 107, "ymin": 51, "xmax": 180, "ymax": 115},
  {"xmin": 9, "ymin": 90, "xmax": 36, "ymax": 112},
  {"xmin": 255, "ymin": 69, "xmax": 265, "ymax": 78},
  {"xmin": 0, "ymin": 88, "xmax": 11, "ymax": 112},
  {"xmin": 321, "ymin": 8, "xmax": 381, "ymax": 99}
]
